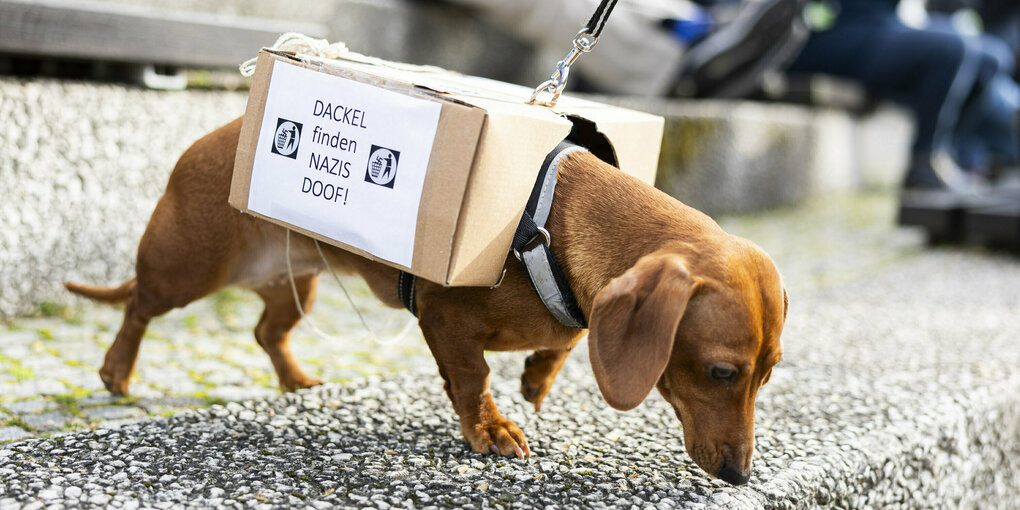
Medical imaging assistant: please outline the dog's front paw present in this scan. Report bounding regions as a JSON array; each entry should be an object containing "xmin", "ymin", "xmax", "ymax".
[
  {"xmin": 520, "ymin": 373, "xmax": 551, "ymax": 411},
  {"xmin": 466, "ymin": 417, "xmax": 531, "ymax": 459},
  {"xmin": 520, "ymin": 350, "xmax": 567, "ymax": 412}
]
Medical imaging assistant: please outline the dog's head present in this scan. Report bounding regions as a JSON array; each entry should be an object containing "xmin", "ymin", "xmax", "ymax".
[{"xmin": 588, "ymin": 240, "xmax": 786, "ymax": 485}]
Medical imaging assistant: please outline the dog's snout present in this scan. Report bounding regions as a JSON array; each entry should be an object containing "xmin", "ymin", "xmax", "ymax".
[
  {"xmin": 714, "ymin": 443, "xmax": 752, "ymax": 485},
  {"xmin": 716, "ymin": 462, "xmax": 751, "ymax": 485}
]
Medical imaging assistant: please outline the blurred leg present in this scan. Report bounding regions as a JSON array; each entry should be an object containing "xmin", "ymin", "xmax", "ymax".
[
  {"xmin": 789, "ymin": 22, "xmax": 975, "ymax": 187},
  {"xmin": 860, "ymin": 27, "xmax": 970, "ymax": 155},
  {"xmin": 955, "ymin": 36, "xmax": 1020, "ymax": 171}
]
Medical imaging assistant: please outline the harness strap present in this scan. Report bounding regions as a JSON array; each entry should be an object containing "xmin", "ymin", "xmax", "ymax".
[
  {"xmin": 397, "ymin": 270, "xmax": 417, "ymax": 317},
  {"xmin": 513, "ymin": 141, "xmax": 588, "ymax": 329},
  {"xmin": 397, "ymin": 140, "xmax": 589, "ymax": 329}
]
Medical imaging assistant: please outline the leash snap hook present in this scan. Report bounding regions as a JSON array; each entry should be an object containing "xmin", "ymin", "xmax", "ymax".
[
  {"xmin": 527, "ymin": 29, "xmax": 599, "ymax": 108},
  {"xmin": 572, "ymin": 29, "xmax": 599, "ymax": 52},
  {"xmin": 513, "ymin": 227, "xmax": 551, "ymax": 261}
]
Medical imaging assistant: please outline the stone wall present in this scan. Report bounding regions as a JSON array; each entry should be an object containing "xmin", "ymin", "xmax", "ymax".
[
  {"xmin": 0, "ymin": 79, "xmax": 247, "ymax": 317},
  {"xmin": 611, "ymin": 97, "xmax": 910, "ymax": 215}
]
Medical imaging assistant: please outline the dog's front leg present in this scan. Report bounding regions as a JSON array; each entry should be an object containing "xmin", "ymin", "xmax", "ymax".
[
  {"xmin": 419, "ymin": 315, "xmax": 530, "ymax": 458},
  {"xmin": 520, "ymin": 349, "xmax": 572, "ymax": 412}
]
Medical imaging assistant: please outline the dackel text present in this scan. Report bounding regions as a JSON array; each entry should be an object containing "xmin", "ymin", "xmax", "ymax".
[{"xmin": 313, "ymin": 100, "xmax": 368, "ymax": 128}]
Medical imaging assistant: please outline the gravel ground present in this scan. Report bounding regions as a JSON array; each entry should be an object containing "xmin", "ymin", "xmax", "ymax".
[{"xmin": 2, "ymin": 195, "xmax": 1019, "ymax": 508}]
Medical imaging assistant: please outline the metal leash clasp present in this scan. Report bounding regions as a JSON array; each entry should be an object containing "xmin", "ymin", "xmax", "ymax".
[
  {"xmin": 512, "ymin": 226, "xmax": 551, "ymax": 261},
  {"xmin": 527, "ymin": 29, "xmax": 600, "ymax": 108}
]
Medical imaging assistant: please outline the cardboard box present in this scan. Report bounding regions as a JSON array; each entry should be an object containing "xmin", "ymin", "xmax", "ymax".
[{"xmin": 230, "ymin": 49, "xmax": 663, "ymax": 286}]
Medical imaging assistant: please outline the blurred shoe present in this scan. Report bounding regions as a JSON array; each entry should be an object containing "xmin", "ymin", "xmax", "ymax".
[
  {"xmin": 903, "ymin": 151, "xmax": 990, "ymax": 194},
  {"xmin": 902, "ymin": 162, "xmax": 947, "ymax": 191},
  {"xmin": 963, "ymin": 170, "xmax": 1020, "ymax": 250},
  {"xmin": 900, "ymin": 152, "xmax": 998, "ymax": 244},
  {"xmin": 990, "ymin": 168, "xmax": 1020, "ymax": 196},
  {"xmin": 900, "ymin": 152, "xmax": 1020, "ymax": 247},
  {"xmin": 675, "ymin": 0, "xmax": 805, "ymax": 98}
]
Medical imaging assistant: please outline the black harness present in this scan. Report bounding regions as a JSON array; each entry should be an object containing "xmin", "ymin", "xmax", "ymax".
[{"xmin": 398, "ymin": 141, "xmax": 589, "ymax": 329}]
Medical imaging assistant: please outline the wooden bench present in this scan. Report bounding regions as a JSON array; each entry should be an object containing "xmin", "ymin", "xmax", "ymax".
[{"xmin": 0, "ymin": 0, "xmax": 326, "ymax": 88}]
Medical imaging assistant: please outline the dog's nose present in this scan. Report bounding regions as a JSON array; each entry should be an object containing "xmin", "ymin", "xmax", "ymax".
[{"xmin": 716, "ymin": 462, "xmax": 751, "ymax": 485}]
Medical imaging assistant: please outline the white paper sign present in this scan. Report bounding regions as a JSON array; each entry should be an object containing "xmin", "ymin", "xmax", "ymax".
[{"xmin": 248, "ymin": 61, "xmax": 442, "ymax": 267}]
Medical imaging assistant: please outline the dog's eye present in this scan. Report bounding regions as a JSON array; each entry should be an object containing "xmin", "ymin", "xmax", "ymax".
[{"xmin": 709, "ymin": 364, "xmax": 737, "ymax": 382}]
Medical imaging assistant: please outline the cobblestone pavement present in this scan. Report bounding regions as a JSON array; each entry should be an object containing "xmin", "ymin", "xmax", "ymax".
[
  {"xmin": 2, "ymin": 193, "xmax": 1019, "ymax": 509},
  {"xmin": 0, "ymin": 274, "xmax": 430, "ymax": 442}
]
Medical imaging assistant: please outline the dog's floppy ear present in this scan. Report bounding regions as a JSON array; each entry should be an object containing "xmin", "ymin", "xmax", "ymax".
[{"xmin": 588, "ymin": 252, "xmax": 699, "ymax": 411}]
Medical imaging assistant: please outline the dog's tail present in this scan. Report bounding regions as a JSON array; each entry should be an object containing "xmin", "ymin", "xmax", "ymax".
[{"xmin": 64, "ymin": 279, "xmax": 136, "ymax": 304}]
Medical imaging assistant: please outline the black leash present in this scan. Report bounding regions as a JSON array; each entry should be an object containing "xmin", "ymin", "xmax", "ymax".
[{"xmin": 585, "ymin": 0, "xmax": 619, "ymax": 39}]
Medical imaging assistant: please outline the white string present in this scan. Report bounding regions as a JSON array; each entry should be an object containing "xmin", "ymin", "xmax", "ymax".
[
  {"xmin": 246, "ymin": 32, "xmax": 430, "ymax": 346},
  {"xmin": 240, "ymin": 32, "xmax": 449, "ymax": 77},
  {"xmin": 311, "ymin": 237, "xmax": 418, "ymax": 346},
  {"xmin": 285, "ymin": 229, "xmax": 418, "ymax": 347}
]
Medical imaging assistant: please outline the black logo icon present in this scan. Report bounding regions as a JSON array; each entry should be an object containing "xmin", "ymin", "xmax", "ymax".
[
  {"xmin": 271, "ymin": 118, "xmax": 302, "ymax": 159},
  {"xmin": 365, "ymin": 145, "xmax": 400, "ymax": 188}
]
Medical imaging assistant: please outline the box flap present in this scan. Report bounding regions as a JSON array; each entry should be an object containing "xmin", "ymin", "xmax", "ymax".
[
  {"xmin": 230, "ymin": 51, "xmax": 276, "ymax": 213},
  {"xmin": 445, "ymin": 105, "xmax": 573, "ymax": 286},
  {"xmin": 561, "ymin": 106, "xmax": 664, "ymax": 185}
]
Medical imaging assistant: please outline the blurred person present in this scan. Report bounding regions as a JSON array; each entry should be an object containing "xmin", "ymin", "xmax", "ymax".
[
  {"xmin": 787, "ymin": 0, "xmax": 1020, "ymax": 191},
  {"xmin": 926, "ymin": 0, "xmax": 1020, "ymax": 179},
  {"xmin": 935, "ymin": 13, "xmax": 1019, "ymax": 177},
  {"xmin": 952, "ymin": 40, "xmax": 1020, "ymax": 178}
]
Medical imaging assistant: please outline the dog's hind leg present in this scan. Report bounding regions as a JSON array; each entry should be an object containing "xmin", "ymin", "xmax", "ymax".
[
  {"xmin": 520, "ymin": 348, "xmax": 573, "ymax": 412},
  {"xmin": 100, "ymin": 283, "xmax": 173, "ymax": 395},
  {"xmin": 99, "ymin": 253, "xmax": 229, "ymax": 394},
  {"xmin": 253, "ymin": 274, "xmax": 323, "ymax": 391},
  {"xmin": 96, "ymin": 185, "xmax": 238, "ymax": 394}
]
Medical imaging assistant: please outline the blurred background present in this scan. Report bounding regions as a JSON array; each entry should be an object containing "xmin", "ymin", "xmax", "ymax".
[{"xmin": 2, "ymin": 0, "xmax": 1018, "ymax": 317}]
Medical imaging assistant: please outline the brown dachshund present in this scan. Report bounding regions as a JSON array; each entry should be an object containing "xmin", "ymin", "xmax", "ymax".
[{"xmin": 66, "ymin": 117, "xmax": 787, "ymax": 485}]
